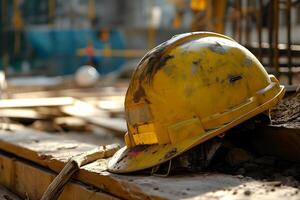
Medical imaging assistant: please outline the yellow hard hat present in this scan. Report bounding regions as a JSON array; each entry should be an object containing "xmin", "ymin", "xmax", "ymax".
[{"xmin": 108, "ymin": 32, "xmax": 285, "ymax": 173}]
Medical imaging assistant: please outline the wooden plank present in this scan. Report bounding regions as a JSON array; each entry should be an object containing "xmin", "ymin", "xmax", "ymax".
[
  {"xmin": 0, "ymin": 97, "xmax": 75, "ymax": 108},
  {"xmin": 0, "ymin": 128, "xmax": 140, "ymax": 199},
  {"xmin": 54, "ymin": 117, "xmax": 87, "ymax": 131},
  {"xmin": 87, "ymin": 117, "xmax": 126, "ymax": 134},
  {"xmin": 61, "ymin": 100, "xmax": 108, "ymax": 117},
  {"xmin": 0, "ymin": 109, "xmax": 47, "ymax": 120},
  {"xmin": 9, "ymin": 86, "xmax": 127, "ymax": 99},
  {"xmin": 61, "ymin": 100, "xmax": 126, "ymax": 134},
  {"xmin": 0, "ymin": 185, "xmax": 21, "ymax": 200},
  {"xmin": 0, "ymin": 128, "xmax": 152, "ymax": 200},
  {"xmin": 82, "ymin": 96, "xmax": 125, "ymax": 117},
  {"xmin": 0, "ymin": 127, "xmax": 299, "ymax": 200},
  {"xmin": 0, "ymin": 153, "xmax": 118, "ymax": 200}
]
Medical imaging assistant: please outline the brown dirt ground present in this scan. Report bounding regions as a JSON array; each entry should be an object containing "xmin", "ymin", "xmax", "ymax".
[{"xmin": 271, "ymin": 90, "xmax": 300, "ymax": 128}]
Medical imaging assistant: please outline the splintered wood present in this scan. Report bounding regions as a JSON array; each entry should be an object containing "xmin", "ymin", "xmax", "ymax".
[{"xmin": 41, "ymin": 144, "xmax": 120, "ymax": 200}]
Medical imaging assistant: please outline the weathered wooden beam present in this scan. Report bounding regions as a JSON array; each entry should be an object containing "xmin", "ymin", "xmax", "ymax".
[
  {"xmin": 0, "ymin": 153, "xmax": 118, "ymax": 200},
  {"xmin": 9, "ymin": 86, "xmax": 127, "ymax": 99},
  {"xmin": 61, "ymin": 100, "xmax": 126, "ymax": 134},
  {"xmin": 0, "ymin": 97, "xmax": 75, "ymax": 108},
  {"xmin": 0, "ymin": 128, "xmax": 157, "ymax": 200},
  {"xmin": 0, "ymin": 127, "xmax": 299, "ymax": 200},
  {"xmin": 0, "ymin": 185, "xmax": 21, "ymax": 200},
  {"xmin": 0, "ymin": 108, "xmax": 47, "ymax": 120}
]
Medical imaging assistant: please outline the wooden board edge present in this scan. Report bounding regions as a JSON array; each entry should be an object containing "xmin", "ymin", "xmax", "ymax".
[
  {"xmin": 0, "ymin": 152, "xmax": 119, "ymax": 200},
  {"xmin": 0, "ymin": 136, "xmax": 159, "ymax": 200},
  {"xmin": 0, "ymin": 185, "xmax": 21, "ymax": 200}
]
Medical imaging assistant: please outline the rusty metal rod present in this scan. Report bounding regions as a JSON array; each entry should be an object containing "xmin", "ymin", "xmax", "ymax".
[
  {"xmin": 268, "ymin": 0, "xmax": 274, "ymax": 70},
  {"xmin": 235, "ymin": 0, "xmax": 242, "ymax": 43},
  {"xmin": 273, "ymin": 0, "xmax": 279, "ymax": 77},
  {"xmin": 256, "ymin": 0, "xmax": 263, "ymax": 61},
  {"xmin": 286, "ymin": 0, "xmax": 292, "ymax": 85},
  {"xmin": 245, "ymin": 0, "xmax": 251, "ymax": 45}
]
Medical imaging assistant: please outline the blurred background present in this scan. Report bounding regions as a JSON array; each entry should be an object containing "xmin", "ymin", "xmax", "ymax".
[
  {"xmin": 0, "ymin": 0, "xmax": 300, "ymax": 87},
  {"xmin": 1, "ymin": 2, "xmax": 300, "ymax": 199}
]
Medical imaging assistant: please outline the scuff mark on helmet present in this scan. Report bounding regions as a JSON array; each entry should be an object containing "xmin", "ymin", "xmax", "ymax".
[
  {"xmin": 142, "ymin": 54, "xmax": 174, "ymax": 84},
  {"xmin": 127, "ymin": 145, "xmax": 149, "ymax": 158},
  {"xmin": 228, "ymin": 74, "xmax": 243, "ymax": 83},
  {"xmin": 191, "ymin": 64, "xmax": 199, "ymax": 74},
  {"xmin": 242, "ymin": 57, "xmax": 253, "ymax": 66},
  {"xmin": 192, "ymin": 60, "xmax": 201, "ymax": 65},
  {"xmin": 131, "ymin": 33, "xmax": 216, "ymax": 103},
  {"xmin": 164, "ymin": 148, "xmax": 178, "ymax": 160},
  {"xmin": 209, "ymin": 41, "xmax": 226, "ymax": 54},
  {"xmin": 115, "ymin": 154, "xmax": 128, "ymax": 165},
  {"xmin": 185, "ymin": 87, "xmax": 193, "ymax": 96},
  {"xmin": 137, "ymin": 34, "xmax": 193, "ymax": 84},
  {"xmin": 152, "ymin": 150, "xmax": 158, "ymax": 154},
  {"xmin": 163, "ymin": 64, "xmax": 176, "ymax": 77},
  {"xmin": 133, "ymin": 85, "xmax": 146, "ymax": 103}
]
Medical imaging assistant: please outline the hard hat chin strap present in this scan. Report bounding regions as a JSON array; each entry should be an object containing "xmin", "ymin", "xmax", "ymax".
[{"xmin": 151, "ymin": 160, "xmax": 172, "ymax": 177}]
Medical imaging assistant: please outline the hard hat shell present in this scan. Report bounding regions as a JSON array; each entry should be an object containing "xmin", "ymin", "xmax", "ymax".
[{"xmin": 108, "ymin": 32, "xmax": 285, "ymax": 173}]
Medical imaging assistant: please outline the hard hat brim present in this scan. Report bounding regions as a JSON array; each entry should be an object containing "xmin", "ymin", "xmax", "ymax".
[{"xmin": 108, "ymin": 85, "xmax": 285, "ymax": 173}]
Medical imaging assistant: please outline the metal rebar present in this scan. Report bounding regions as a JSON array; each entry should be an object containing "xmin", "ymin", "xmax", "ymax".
[
  {"xmin": 245, "ymin": 0, "xmax": 251, "ymax": 45},
  {"xmin": 256, "ymin": 0, "xmax": 263, "ymax": 61},
  {"xmin": 286, "ymin": 0, "xmax": 292, "ymax": 85},
  {"xmin": 268, "ymin": 0, "xmax": 274, "ymax": 71},
  {"xmin": 273, "ymin": 0, "xmax": 279, "ymax": 77},
  {"xmin": 235, "ymin": 0, "xmax": 242, "ymax": 43}
]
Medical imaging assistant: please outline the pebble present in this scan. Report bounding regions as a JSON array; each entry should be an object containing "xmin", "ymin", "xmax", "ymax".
[{"xmin": 244, "ymin": 190, "xmax": 251, "ymax": 196}]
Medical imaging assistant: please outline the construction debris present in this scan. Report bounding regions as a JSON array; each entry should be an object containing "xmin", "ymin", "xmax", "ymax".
[
  {"xmin": 271, "ymin": 90, "xmax": 300, "ymax": 128},
  {"xmin": 0, "ymin": 84, "xmax": 127, "ymax": 135}
]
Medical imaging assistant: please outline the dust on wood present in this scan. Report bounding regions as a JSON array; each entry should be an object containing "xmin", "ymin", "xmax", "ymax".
[
  {"xmin": 0, "ymin": 128, "xmax": 299, "ymax": 200},
  {"xmin": 0, "ymin": 153, "xmax": 118, "ymax": 200},
  {"xmin": 0, "ymin": 185, "xmax": 21, "ymax": 200}
]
